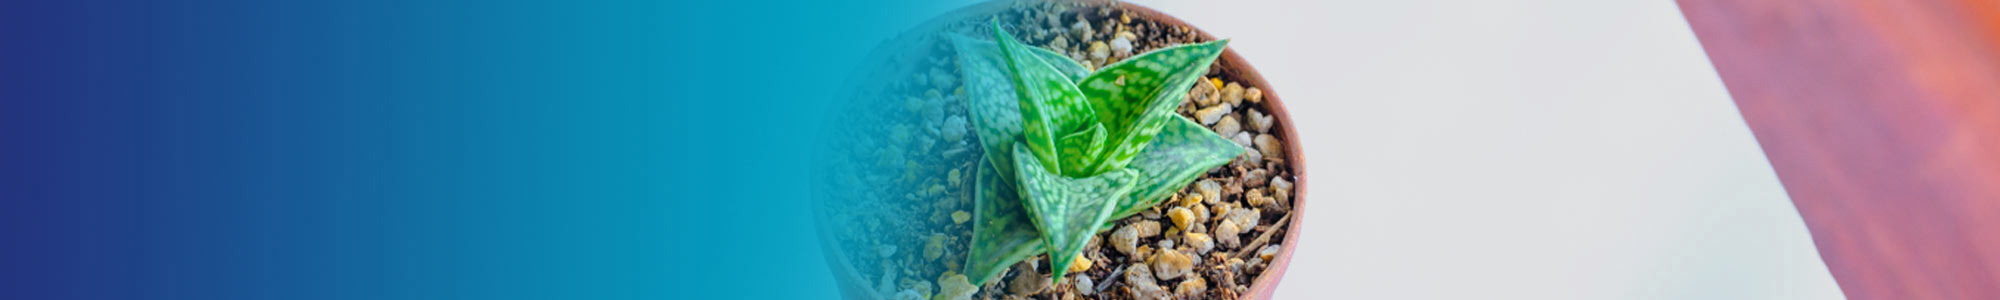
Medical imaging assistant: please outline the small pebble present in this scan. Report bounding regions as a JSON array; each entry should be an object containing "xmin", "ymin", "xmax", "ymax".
[
  {"xmin": 1189, "ymin": 77, "xmax": 1220, "ymax": 107},
  {"xmin": 1111, "ymin": 225, "xmax": 1141, "ymax": 255},
  {"xmin": 1216, "ymin": 220, "xmax": 1243, "ymax": 248},
  {"xmin": 1196, "ymin": 103, "xmax": 1233, "ymax": 125},
  {"xmin": 1075, "ymin": 276, "xmax": 1096, "ymax": 295},
  {"xmin": 1070, "ymin": 21, "xmax": 1095, "ymax": 42},
  {"xmin": 1228, "ymin": 208, "xmax": 1261, "ymax": 230},
  {"xmin": 1221, "ymin": 82, "xmax": 1245, "ymax": 107},
  {"xmin": 1089, "ymin": 41, "xmax": 1110, "ymax": 64},
  {"xmin": 1273, "ymin": 188, "xmax": 1292, "ymax": 209},
  {"xmin": 1177, "ymin": 194, "xmax": 1202, "ymax": 207},
  {"xmin": 1243, "ymin": 169, "xmax": 1269, "ymax": 188},
  {"xmin": 1259, "ymin": 245, "xmax": 1283, "ymax": 261},
  {"xmin": 925, "ymin": 233, "xmax": 947, "ymax": 261},
  {"xmin": 1175, "ymin": 277, "xmax": 1209, "ymax": 297},
  {"xmin": 1213, "ymin": 115, "xmax": 1242, "ymax": 138},
  {"xmin": 1110, "ymin": 34, "xmax": 1134, "ymax": 56},
  {"xmin": 936, "ymin": 274, "xmax": 977, "ymax": 300},
  {"xmin": 1167, "ymin": 207, "xmax": 1195, "ymax": 230},
  {"xmin": 1192, "ymin": 204, "xmax": 1211, "ymax": 224},
  {"xmin": 1255, "ymin": 133, "xmax": 1285, "ymax": 161},
  {"xmin": 1231, "ymin": 132, "xmax": 1255, "ymax": 148},
  {"xmin": 1068, "ymin": 255, "xmax": 1093, "ymax": 273},
  {"xmin": 941, "ymin": 116, "xmax": 968, "ymax": 142},
  {"xmin": 1124, "ymin": 264, "xmax": 1166, "ymax": 298},
  {"xmin": 1247, "ymin": 109, "xmax": 1275, "ymax": 133},
  {"xmin": 1271, "ymin": 177, "xmax": 1293, "ymax": 193},
  {"xmin": 1245, "ymin": 189, "xmax": 1270, "ymax": 209},
  {"xmin": 1195, "ymin": 180, "xmax": 1223, "ymax": 205},
  {"xmin": 1184, "ymin": 232, "xmax": 1215, "ymax": 254},
  {"xmin": 1240, "ymin": 146, "xmax": 1265, "ymax": 168},
  {"xmin": 952, "ymin": 211, "xmax": 970, "ymax": 224},
  {"xmin": 1271, "ymin": 177, "xmax": 1294, "ymax": 206},
  {"xmin": 1133, "ymin": 220, "xmax": 1162, "ymax": 238},
  {"xmin": 1151, "ymin": 249, "xmax": 1195, "ymax": 280},
  {"xmin": 1245, "ymin": 87, "xmax": 1264, "ymax": 103},
  {"xmin": 1010, "ymin": 264, "xmax": 1050, "ymax": 295}
]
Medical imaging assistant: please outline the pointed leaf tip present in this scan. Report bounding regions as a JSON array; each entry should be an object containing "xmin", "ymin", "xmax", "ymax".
[
  {"xmin": 1076, "ymin": 39, "xmax": 1231, "ymax": 175},
  {"xmin": 1011, "ymin": 144, "xmax": 1138, "ymax": 282},
  {"xmin": 994, "ymin": 21, "xmax": 1100, "ymax": 175}
]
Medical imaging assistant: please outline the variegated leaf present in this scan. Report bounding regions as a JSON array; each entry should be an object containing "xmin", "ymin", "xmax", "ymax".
[
  {"xmin": 1076, "ymin": 40, "xmax": 1230, "ymax": 175},
  {"xmin": 1054, "ymin": 123, "xmax": 1108, "ymax": 177},
  {"xmin": 949, "ymin": 34, "xmax": 1026, "ymax": 186},
  {"xmin": 952, "ymin": 30, "xmax": 1097, "ymax": 184},
  {"xmin": 995, "ymin": 22, "xmax": 1098, "ymax": 174},
  {"xmin": 1031, "ymin": 46, "xmax": 1091, "ymax": 82},
  {"xmin": 1013, "ymin": 143, "xmax": 1138, "ymax": 282},
  {"xmin": 1108, "ymin": 114, "xmax": 1245, "ymax": 220},
  {"xmin": 964, "ymin": 159, "xmax": 1046, "ymax": 286}
]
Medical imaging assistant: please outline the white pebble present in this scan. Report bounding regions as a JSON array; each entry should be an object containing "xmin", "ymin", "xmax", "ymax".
[
  {"xmin": 1213, "ymin": 115, "xmax": 1241, "ymax": 138},
  {"xmin": 1196, "ymin": 103, "xmax": 1233, "ymax": 125},
  {"xmin": 1255, "ymin": 133, "xmax": 1285, "ymax": 161}
]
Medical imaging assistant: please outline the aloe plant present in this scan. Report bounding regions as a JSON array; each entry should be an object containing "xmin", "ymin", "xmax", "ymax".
[{"xmin": 953, "ymin": 21, "xmax": 1244, "ymax": 286}]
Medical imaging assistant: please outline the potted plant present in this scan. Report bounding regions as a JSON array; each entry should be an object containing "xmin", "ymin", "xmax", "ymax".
[{"xmin": 815, "ymin": 1, "xmax": 1306, "ymax": 299}]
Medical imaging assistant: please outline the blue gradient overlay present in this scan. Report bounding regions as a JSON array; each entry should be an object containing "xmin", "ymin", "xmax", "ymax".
[{"xmin": 1, "ymin": 0, "xmax": 943, "ymax": 298}]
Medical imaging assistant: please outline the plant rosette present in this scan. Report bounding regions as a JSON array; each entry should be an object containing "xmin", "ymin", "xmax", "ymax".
[{"xmin": 814, "ymin": 1, "xmax": 1306, "ymax": 300}]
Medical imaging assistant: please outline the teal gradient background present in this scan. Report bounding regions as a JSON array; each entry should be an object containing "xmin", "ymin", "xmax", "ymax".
[{"xmin": 0, "ymin": 0, "xmax": 945, "ymax": 298}]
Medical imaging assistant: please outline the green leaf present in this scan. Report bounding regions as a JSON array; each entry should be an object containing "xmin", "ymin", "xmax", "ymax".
[
  {"xmin": 1029, "ymin": 46, "xmax": 1091, "ymax": 82},
  {"xmin": 994, "ymin": 22, "xmax": 1098, "ymax": 174},
  {"xmin": 1075, "ymin": 40, "xmax": 1230, "ymax": 175},
  {"xmin": 950, "ymin": 34, "xmax": 1094, "ymax": 185},
  {"xmin": 1012, "ymin": 143, "xmax": 1138, "ymax": 282},
  {"xmin": 1054, "ymin": 123, "xmax": 1108, "ymax": 177},
  {"xmin": 1108, "ymin": 114, "xmax": 1245, "ymax": 220},
  {"xmin": 950, "ymin": 34, "xmax": 1028, "ymax": 186},
  {"xmin": 964, "ymin": 158, "xmax": 1046, "ymax": 286}
]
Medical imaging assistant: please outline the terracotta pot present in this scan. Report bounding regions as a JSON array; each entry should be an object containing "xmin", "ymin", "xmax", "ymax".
[{"xmin": 818, "ymin": 1, "xmax": 1307, "ymax": 299}]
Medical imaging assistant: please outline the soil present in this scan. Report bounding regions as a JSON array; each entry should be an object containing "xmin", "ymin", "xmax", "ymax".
[{"xmin": 817, "ymin": 1, "xmax": 1295, "ymax": 300}]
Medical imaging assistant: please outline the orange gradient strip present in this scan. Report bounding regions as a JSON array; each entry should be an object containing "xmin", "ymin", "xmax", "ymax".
[{"xmin": 1678, "ymin": 0, "xmax": 2000, "ymax": 299}]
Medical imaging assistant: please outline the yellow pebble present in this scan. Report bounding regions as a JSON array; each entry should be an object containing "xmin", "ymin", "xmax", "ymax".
[
  {"xmin": 1179, "ymin": 194, "xmax": 1203, "ymax": 207},
  {"xmin": 1168, "ymin": 207, "xmax": 1195, "ymax": 229},
  {"xmin": 1068, "ymin": 255, "xmax": 1093, "ymax": 273}
]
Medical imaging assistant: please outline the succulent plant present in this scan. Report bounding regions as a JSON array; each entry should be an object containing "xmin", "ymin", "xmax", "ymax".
[{"xmin": 953, "ymin": 21, "xmax": 1244, "ymax": 286}]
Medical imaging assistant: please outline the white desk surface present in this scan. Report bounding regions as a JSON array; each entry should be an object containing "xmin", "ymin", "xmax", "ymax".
[{"xmin": 880, "ymin": 1, "xmax": 1846, "ymax": 298}]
